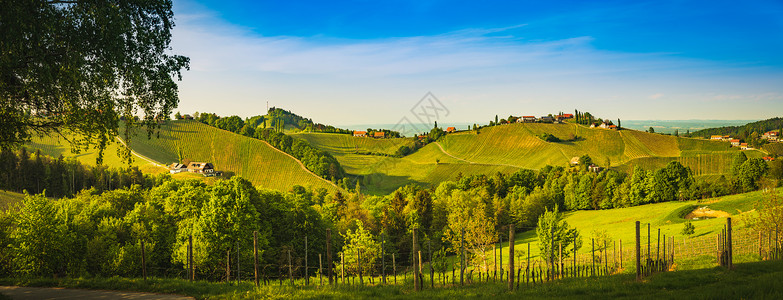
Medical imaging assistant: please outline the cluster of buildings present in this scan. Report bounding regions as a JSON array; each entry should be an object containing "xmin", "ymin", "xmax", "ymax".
[
  {"xmin": 353, "ymin": 131, "xmax": 386, "ymax": 138},
  {"xmin": 518, "ymin": 113, "xmax": 574, "ymax": 124},
  {"xmin": 711, "ymin": 131, "xmax": 778, "ymax": 151},
  {"xmin": 590, "ymin": 121, "xmax": 618, "ymax": 130},
  {"xmin": 168, "ymin": 162, "xmax": 217, "ymax": 176}
]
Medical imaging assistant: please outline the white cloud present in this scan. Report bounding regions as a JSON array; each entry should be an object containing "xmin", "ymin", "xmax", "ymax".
[{"xmin": 169, "ymin": 0, "xmax": 783, "ymax": 123}]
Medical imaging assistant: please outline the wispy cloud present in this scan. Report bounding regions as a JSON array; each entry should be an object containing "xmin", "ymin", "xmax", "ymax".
[{"xmin": 169, "ymin": 1, "xmax": 783, "ymax": 122}]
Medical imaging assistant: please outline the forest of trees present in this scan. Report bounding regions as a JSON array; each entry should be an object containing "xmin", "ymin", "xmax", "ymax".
[
  {"xmin": 1, "ymin": 150, "xmax": 778, "ymax": 279},
  {"xmin": 0, "ymin": 148, "xmax": 154, "ymax": 198}
]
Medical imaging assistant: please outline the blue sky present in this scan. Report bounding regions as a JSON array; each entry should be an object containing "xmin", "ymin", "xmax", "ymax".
[{"xmin": 170, "ymin": 0, "xmax": 783, "ymax": 126}]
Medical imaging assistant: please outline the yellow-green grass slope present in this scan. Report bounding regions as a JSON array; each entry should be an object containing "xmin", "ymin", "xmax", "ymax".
[
  {"xmin": 124, "ymin": 120, "xmax": 338, "ymax": 192},
  {"xmin": 291, "ymin": 132, "xmax": 519, "ymax": 195},
  {"xmin": 439, "ymin": 123, "xmax": 762, "ymax": 176},
  {"xmin": 490, "ymin": 189, "xmax": 776, "ymax": 271},
  {"xmin": 27, "ymin": 133, "xmax": 164, "ymax": 174}
]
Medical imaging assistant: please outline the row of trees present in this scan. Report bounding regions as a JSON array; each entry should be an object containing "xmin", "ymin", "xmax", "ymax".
[
  {"xmin": 0, "ymin": 148, "xmax": 153, "ymax": 198},
  {"xmin": 254, "ymin": 130, "xmax": 346, "ymax": 181}
]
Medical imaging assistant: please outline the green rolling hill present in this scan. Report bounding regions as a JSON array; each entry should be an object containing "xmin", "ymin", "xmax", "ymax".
[
  {"xmin": 25, "ymin": 120, "xmax": 766, "ymax": 196},
  {"xmin": 27, "ymin": 121, "xmax": 339, "ymax": 193},
  {"xmin": 292, "ymin": 122, "xmax": 764, "ymax": 194}
]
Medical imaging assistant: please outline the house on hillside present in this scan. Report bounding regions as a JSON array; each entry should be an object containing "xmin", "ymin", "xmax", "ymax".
[
  {"xmin": 763, "ymin": 156, "xmax": 775, "ymax": 162},
  {"xmin": 588, "ymin": 164, "xmax": 603, "ymax": 173},
  {"xmin": 597, "ymin": 122, "xmax": 617, "ymax": 130},
  {"xmin": 539, "ymin": 116, "xmax": 554, "ymax": 123},
  {"xmin": 556, "ymin": 113, "xmax": 574, "ymax": 120},
  {"xmin": 730, "ymin": 139, "xmax": 741, "ymax": 147},
  {"xmin": 446, "ymin": 127, "xmax": 456, "ymax": 133},
  {"xmin": 353, "ymin": 131, "xmax": 367, "ymax": 137},
  {"xmin": 762, "ymin": 131, "xmax": 779, "ymax": 141},
  {"xmin": 188, "ymin": 162, "xmax": 215, "ymax": 174},
  {"xmin": 373, "ymin": 132, "xmax": 386, "ymax": 138},
  {"xmin": 570, "ymin": 157, "xmax": 580, "ymax": 165},
  {"xmin": 739, "ymin": 143, "xmax": 754, "ymax": 150},
  {"xmin": 522, "ymin": 116, "xmax": 536, "ymax": 123},
  {"xmin": 182, "ymin": 114, "xmax": 193, "ymax": 120},
  {"xmin": 711, "ymin": 135, "xmax": 730, "ymax": 141},
  {"xmin": 168, "ymin": 163, "xmax": 187, "ymax": 174}
]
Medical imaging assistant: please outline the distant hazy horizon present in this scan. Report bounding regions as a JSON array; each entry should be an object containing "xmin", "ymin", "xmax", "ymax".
[{"xmin": 335, "ymin": 119, "xmax": 758, "ymax": 135}]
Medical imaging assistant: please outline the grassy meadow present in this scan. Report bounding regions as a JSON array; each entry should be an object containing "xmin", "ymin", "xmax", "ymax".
[{"xmin": 27, "ymin": 133, "xmax": 164, "ymax": 174}]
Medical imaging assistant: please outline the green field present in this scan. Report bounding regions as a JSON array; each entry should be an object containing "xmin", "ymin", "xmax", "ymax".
[
  {"xmin": 489, "ymin": 190, "xmax": 775, "ymax": 270},
  {"xmin": 27, "ymin": 133, "xmax": 164, "ymax": 174},
  {"xmin": 438, "ymin": 123, "xmax": 757, "ymax": 173},
  {"xmin": 291, "ymin": 132, "xmax": 415, "ymax": 156}
]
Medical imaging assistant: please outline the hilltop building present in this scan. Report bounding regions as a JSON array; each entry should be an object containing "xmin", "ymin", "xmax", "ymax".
[
  {"xmin": 168, "ymin": 163, "xmax": 187, "ymax": 174},
  {"xmin": 353, "ymin": 131, "xmax": 367, "ymax": 137},
  {"xmin": 188, "ymin": 162, "xmax": 215, "ymax": 174}
]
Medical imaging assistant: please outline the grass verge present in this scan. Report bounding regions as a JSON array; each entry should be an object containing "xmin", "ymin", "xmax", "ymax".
[{"xmin": 1, "ymin": 260, "xmax": 781, "ymax": 299}]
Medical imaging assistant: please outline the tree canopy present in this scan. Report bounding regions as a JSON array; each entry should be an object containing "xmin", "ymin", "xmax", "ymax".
[{"xmin": 0, "ymin": 0, "xmax": 189, "ymax": 162}]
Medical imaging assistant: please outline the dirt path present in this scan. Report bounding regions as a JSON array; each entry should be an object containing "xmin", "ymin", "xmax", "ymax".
[
  {"xmin": 433, "ymin": 142, "xmax": 522, "ymax": 168},
  {"xmin": 0, "ymin": 286, "xmax": 192, "ymax": 300}
]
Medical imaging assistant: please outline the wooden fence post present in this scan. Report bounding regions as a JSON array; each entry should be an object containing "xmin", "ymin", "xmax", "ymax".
[
  {"xmin": 418, "ymin": 251, "xmax": 423, "ymax": 288},
  {"xmin": 647, "ymin": 223, "xmax": 651, "ymax": 262},
  {"xmin": 727, "ymin": 218, "xmax": 733, "ymax": 269},
  {"xmin": 635, "ymin": 221, "xmax": 641, "ymax": 281},
  {"xmin": 558, "ymin": 242, "xmax": 562, "ymax": 279},
  {"xmin": 358, "ymin": 248, "xmax": 363, "ymax": 285},
  {"xmin": 188, "ymin": 234, "xmax": 193, "ymax": 281},
  {"xmin": 392, "ymin": 253, "xmax": 397, "ymax": 285},
  {"xmin": 141, "ymin": 239, "xmax": 147, "ymax": 281},
  {"xmin": 236, "ymin": 240, "xmax": 240, "ymax": 284},
  {"xmin": 319, "ymin": 254, "xmax": 323, "ymax": 285},
  {"xmin": 429, "ymin": 239, "xmax": 434, "ymax": 288},
  {"xmin": 460, "ymin": 228, "xmax": 465, "ymax": 286},
  {"xmin": 382, "ymin": 233, "xmax": 386, "ymax": 284},
  {"xmin": 527, "ymin": 242, "xmax": 531, "ymax": 286},
  {"xmin": 499, "ymin": 234, "xmax": 503, "ymax": 282},
  {"xmin": 604, "ymin": 240, "xmax": 608, "ymax": 275},
  {"xmin": 509, "ymin": 224, "xmax": 515, "ymax": 291},
  {"xmin": 657, "ymin": 228, "xmax": 660, "ymax": 261},
  {"xmin": 288, "ymin": 250, "xmax": 293, "ymax": 286},
  {"xmin": 254, "ymin": 231, "xmax": 259, "ymax": 287},
  {"xmin": 413, "ymin": 228, "xmax": 420, "ymax": 291},
  {"xmin": 620, "ymin": 239, "xmax": 623, "ymax": 269},
  {"xmin": 327, "ymin": 229, "xmax": 333, "ymax": 285},
  {"xmin": 591, "ymin": 238, "xmax": 595, "ymax": 277},
  {"xmin": 341, "ymin": 252, "xmax": 345, "ymax": 284},
  {"xmin": 305, "ymin": 235, "xmax": 309, "ymax": 285}
]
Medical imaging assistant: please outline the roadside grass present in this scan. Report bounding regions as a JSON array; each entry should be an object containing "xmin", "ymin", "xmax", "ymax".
[{"xmin": 2, "ymin": 260, "xmax": 781, "ymax": 299}]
